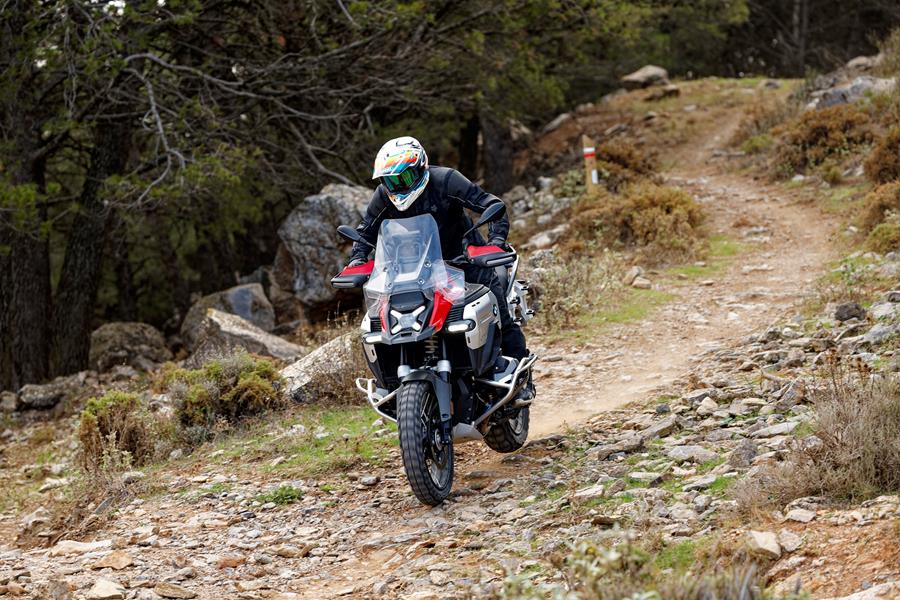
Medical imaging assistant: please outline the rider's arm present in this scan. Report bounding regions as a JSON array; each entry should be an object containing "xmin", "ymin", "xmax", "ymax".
[
  {"xmin": 351, "ymin": 188, "xmax": 389, "ymax": 261},
  {"xmin": 445, "ymin": 169, "xmax": 509, "ymax": 244}
]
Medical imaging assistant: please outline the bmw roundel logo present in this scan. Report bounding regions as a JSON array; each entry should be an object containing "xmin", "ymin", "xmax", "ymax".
[{"xmin": 492, "ymin": 305, "xmax": 499, "ymax": 316}]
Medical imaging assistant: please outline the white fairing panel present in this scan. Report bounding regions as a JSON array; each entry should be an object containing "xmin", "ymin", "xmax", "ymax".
[{"xmin": 463, "ymin": 292, "xmax": 499, "ymax": 350}]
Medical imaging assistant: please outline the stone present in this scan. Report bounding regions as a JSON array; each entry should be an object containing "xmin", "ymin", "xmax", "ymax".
[
  {"xmin": 628, "ymin": 471, "xmax": 663, "ymax": 485},
  {"xmin": 696, "ymin": 397, "xmax": 718, "ymax": 416},
  {"xmin": 0, "ymin": 390, "xmax": 18, "ymax": 412},
  {"xmin": 646, "ymin": 83, "xmax": 680, "ymax": 101},
  {"xmin": 778, "ymin": 529, "xmax": 803, "ymax": 552},
  {"xmin": 666, "ymin": 445, "xmax": 718, "ymax": 464},
  {"xmin": 727, "ymin": 438, "xmax": 758, "ymax": 469},
  {"xmin": 834, "ymin": 302, "xmax": 867, "ymax": 322},
  {"xmin": 752, "ymin": 421, "xmax": 799, "ymax": 438},
  {"xmin": 122, "ymin": 471, "xmax": 146, "ymax": 485},
  {"xmin": 641, "ymin": 416, "xmax": 680, "ymax": 441},
  {"xmin": 191, "ymin": 309, "xmax": 303, "ymax": 361},
  {"xmin": 181, "ymin": 284, "xmax": 276, "ymax": 351},
  {"xmin": 280, "ymin": 332, "xmax": 363, "ymax": 402},
  {"xmin": 623, "ymin": 266, "xmax": 644, "ymax": 285},
  {"xmin": 870, "ymin": 301, "xmax": 897, "ymax": 320},
  {"xmin": 216, "ymin": 554, "xmax": 246, "ymax": 569},
  {"xmin": 85, "ymin": 578, "xmax": 126, "ymax": 600},
  {"xmin": 89, "ymin": 322, "xmax": 172, "ymax": 372},
  {"xmin": 746, "ymin": 530, "xmax": 781, "ymax": 559},
  {"xmin": 573, "ymin": 484, "xmax": 606, "ymax": 502},
  {"xmin": 621, "ymin": 64, "xmax": 670, "ymax": 89},
  {"xmin": 541, "ymin": 112, "xmax": 572, "ymax": 134},
  {"xmin": 92, "ymin": 550, "xmax": 134, "ymax": 570},
  {"xmin": 862, "ymin": 323, "xmax": 897, "ymax": 345},
  {"xmin": 809, "ymin": 76, "xmax": 896, "ymax": 109},
  {"xmin": 821, "ymin": 582, "xmax": 899, "ymax": 600},
  {"xmin": 153, "ymin": 583, "xmax": 197, "ymax": 599},
  {"xmin": 359, "ymin": 475, "xmax": 379, "ymax": 487},
  {"xmin": 21, "ymin": 506, "xmax": 51, "ymax": 531},
  {"xmin": 274, "ymin": 183, "xmax": 371, "ymax": 313},
  {"xmin": 631, "ymin": 276, "xmax": 652, "ymax": 289},
  {"xmin": 785, "ymin": 508, "xmax": 816, "ymax": 523},
  {"xmin": 50, "ymin": 539, "xmax": 113, "ymax": 556},
  {"xmin": 18, "ymin": 373, "xmax": 85, "ymax": 410},
  {"xmin": 683, "ymin": 473, "xmax": 718, "ymax": 492}
]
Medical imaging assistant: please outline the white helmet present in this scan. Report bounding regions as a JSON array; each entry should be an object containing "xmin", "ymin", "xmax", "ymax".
[{"xmin": 372, "ymin": 136, "xmax": 429, "ymax": 211}]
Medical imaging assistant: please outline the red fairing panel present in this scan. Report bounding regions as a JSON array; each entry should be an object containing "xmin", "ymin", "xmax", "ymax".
[
  {"xmin": 466, "ymin": 245, "xmax": 505, "ymax": 258},
  {"xmin": 341, "ymin": 260, "xmax": 374, "ymax": 276},
  {"xmin": 429, "ymin": 290, "xmax": 453, "ymax": 330}
]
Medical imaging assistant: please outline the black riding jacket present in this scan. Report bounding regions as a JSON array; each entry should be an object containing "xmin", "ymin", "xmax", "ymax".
[{"xmin": 350, "ymin": 166, "xmax": 509, "ymax": 262}]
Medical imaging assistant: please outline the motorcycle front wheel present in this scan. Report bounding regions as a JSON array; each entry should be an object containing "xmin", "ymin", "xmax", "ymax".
[{"xmin": 397, "ymin": 381, "xmax": 453, "ymax": 506}]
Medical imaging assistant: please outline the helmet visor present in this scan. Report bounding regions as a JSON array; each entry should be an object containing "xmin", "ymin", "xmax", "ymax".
[{"xmin": 381, "ymin": 166, "xmax": 423, "ymax": 194}]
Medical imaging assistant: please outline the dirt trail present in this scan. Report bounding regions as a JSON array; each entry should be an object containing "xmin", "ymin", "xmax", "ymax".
[{"xmin": 529, "ymin": 116, "xmax": 838, "ymax": 435}]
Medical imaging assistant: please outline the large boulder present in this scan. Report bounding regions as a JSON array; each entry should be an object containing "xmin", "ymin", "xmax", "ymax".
[
  {"xmin": 808, "ymin": 76, "xmax": 896, "ymax": 110},
  {"xmin": 193, "ymin": 309, "xmax": 303, "ymax": 361},
  {"xmin": 18, "ymin": 372, "xmax": 94, "ymax": 410},
  {"xmin": 90, "ymin": 322, "xmax": 172, "ymax": 372},
  {"xmin": 621, "ymin": 65, "xmax": 670, "ymax": 89},
  {"xmin": 181, "ymin": 283, "xmax": 275, "ymax": 352},
  {"xmin": 273, "ymin": 184, "xmax": 372, "ymax": 318},
  {"xmin": 280, "ymin": 332, "xmax": 367, "ymax": 403}
]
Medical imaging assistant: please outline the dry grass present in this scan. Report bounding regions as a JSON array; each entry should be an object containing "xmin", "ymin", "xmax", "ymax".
[
  {"xmin": 864, "ymin": 126, "xmax": 900, "ymax": 184},
  {"xmin": 730, "ymin": 97, "xmax": 799, "ymax": 150},
  {"xmin": 876, "ymin": 27, "xmax": 900, "ymax": 77},
  {"xmin": 566, "ymin": 182, "xmax": 705, "ymax": 265},
  {"xmin": 771, "ymin": 104, "xmax": 873, "ymax": 178},
  {"xmin": 733, "ymin": 362, "xmax": 900, "ymax": 515},
  {"xmin": 530, "ymin": 251, "xmax": 620, "ymax": 333},
  {"xmin": 860, "ymin": 181, "xmax": 900, "ymax": 233},
  {"xmin": 867, "ymin": 219, "xmax": 900, "ymax": 253},
  {"xmin": 78, "ymin": 391, "xmax": 155, "ymax": 472}
]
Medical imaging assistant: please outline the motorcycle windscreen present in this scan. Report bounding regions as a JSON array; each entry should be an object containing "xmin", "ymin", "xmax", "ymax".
[{"xmin": 364, "ymin": 214, "xmax": 465, "ymax": 320}]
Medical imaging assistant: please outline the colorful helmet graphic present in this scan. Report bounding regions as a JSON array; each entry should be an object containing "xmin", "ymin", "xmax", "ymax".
[{"xmin": 372, "ymin": 136, "xmax": 429, "ymax": 211}]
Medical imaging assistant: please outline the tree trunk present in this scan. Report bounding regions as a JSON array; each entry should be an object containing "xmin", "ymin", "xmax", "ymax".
[
  {"xmin": 111, "ymin": 216, "xmax": 137, "ymax": 322},
  {"xmin": 50, "ymin": 122, "xmax": 131, "ymax": 376},
  {"xmin": 457, "ymin": 115, "xmax": 480, "ymax": 180},
  {"xmin": 480, "ymin": 113, "xmax": 514, "ymax": 195}
]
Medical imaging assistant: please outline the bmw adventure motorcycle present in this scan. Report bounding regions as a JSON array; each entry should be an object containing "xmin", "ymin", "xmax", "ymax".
[{"xmin": 331, "ymin": 203, "xmax": 537, "ymax": 505}]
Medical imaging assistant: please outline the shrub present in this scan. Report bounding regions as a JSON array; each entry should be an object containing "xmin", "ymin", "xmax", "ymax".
[
  {"xmin": 733, "ymin": 365, "xmax": 900, "ymax": 514},
  {"xmin": 569, "ymin": 183, "xmax": 705, "ymax": 264},
  {"xmin": 772, "ymin": 104, "xmax": 872, "ymax": 176},
  {"xmin": 256, "ymin": 484, "xmax": 304, "ymax": 505},
  {"xmin": 877, "ymin": 26, "xmax": 900, "ymax": 77},
  {"xmin": 741, "ymin": 134, "xmax": 774, "ymax": 155},
  {"xmin": 867, "ymin": 220, "xmax": 900, "ymax": 253},
  {"xmin": 864, "ymin": 127, "xmax": 900, "ymax": 183},
  {"xmin": 860, "ymin": 182, "xmax": 900, "ymax": 232},
  {"xmin": 78, "ymin": 391, "xmax": 154, "ymax": 471},
  {"xmin": 731, "ymin": 98, "xmax": 798, "ymax": 149},
  {"xmin": 531, "ymin": 251, "xmax": 619, "ymax": 331},
  {"xmin": 167, "ymin": 353, "xmax": 285, "ymax": 433},
  {"xmin": 596, "ymin": 140, "xmax": 655, "ymax": 192}
]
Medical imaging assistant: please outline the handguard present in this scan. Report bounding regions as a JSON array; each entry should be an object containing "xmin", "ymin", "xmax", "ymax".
[
  {"xmin": 331, "ymin": 260, "xmax": 374, "ymax": 288},
  {"xmin": 465, "ymin": 245, "xmax": 516, "ymax": 268}
]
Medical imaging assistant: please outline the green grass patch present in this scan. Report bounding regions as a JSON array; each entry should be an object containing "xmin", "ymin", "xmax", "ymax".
[
  {"xmin": 653, "ymin": 540, "xmax": 697, "ymax": 573},
  {"xmin": 696, "ymin": 457, "xmax": 725, "ymax": 474},
  {"xmin": 708, "ymin": 235, "xmax": 743, "ymax": 258},
  {"xmin": 256, "ymin": 484, "xmax": 304, "ymax": 505},
  {"xmin": 706, "ymin": 476, "xmax": 734, "ymax": 496}
]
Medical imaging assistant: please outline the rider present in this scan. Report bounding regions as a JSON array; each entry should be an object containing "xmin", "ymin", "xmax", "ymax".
[{"xmin": 347, "ymin": 136, "xmax": 534, "ymax": 398}]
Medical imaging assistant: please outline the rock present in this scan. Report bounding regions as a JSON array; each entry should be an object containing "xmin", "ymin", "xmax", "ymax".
[
  {"xmin": 181, "ymin": 284, "xmax": 276, "ymax": 351},
  {"xmin": 359, "ymin": 475, "xmax": 379, "ymax": 487},
  {"xmin": 846, "ymin": 55, "xmax": 878, "ymax": 71},
  {"xmin": 696, "ymin": 397, "xmax": 719, "ymax": 416},
  {"xmin": 727, "ymin": 438, "xmax": 757, "ymax": 469},
  {"xmin": 751, "ymin": 421, "xmax": 799, "ymax": 438},
  {"xmin": 50, "ymin": 539, "xmax": 113, "ymax": 556},
  {"xmin": 746, "ymin": 530, "xmax": 781, "ymax": 559},
  {"xmin": 862, "ymin": 323, "xmax": 897, "ymax": 346},
  {"xmin": 18, "ymin": 373, "xmax": 86, "ymax": 410},
  {"xmin": 623, "ymin": 266, "xmax": 644, "ymax": 286},
  {"xmin": 628, "ymin": 471, "xmax": 663, "ymax": 485},
  {"xmin": 834, "ymin": 302, "xmax": 867, "ymax": 322},
  {"xmin": 281, "ymin": 332, "xmax": 364, "ymax": 402},
  {"xmin": 86, "ymin": 579, "xmax": 126, "ymax": 600},
  {"xmin": 216, "ymin": 554, "xmax": 245, "ymax": 569},
  {"xmin": 121, "ymin": 471, "xmax": 146, "ymax": 485},
  {"xmin": 0, "ymin": 390, "xmax": 19, "ymax": 412},
  {"xmin": 683, "ymin": 473, "xmax": 718, "ymax": 492},
  {"xmin": 621, "ymin": 65, "xmax": 670, "ymax": 89},
  {"xmin": 274, "ymin": 183, "xmax": 371, "ymax": 314},
  {"xmin": 631, "ymin": 276, "xmax": 652, "ymax": 290},
  {"xmin": 542, "ymin": 112, "xmax": 572, "ymax": 134},
  {"xmin": 573, "ymin": 484, "xmax": 607, "ymax": 502},
  {"xmin": 526, "ymin": 224, "xmax": 568, "ymax": 250},
  {"xmin": 778, "ymin": 529, "xmax": 803, "ymax": 553},
  {"xmin": 89, "ymin": 322, "xmax": 172, "ymax": 372},
  {"xmin": 21, "ymin": 506, "xmax": 51, "ymax": 531},
  {"xmin": 870, "ymin": 301, "xmax": 898, "ymax": 320},
  {"xmin": 153, "ymin": 583, "xmax": 197, "ymax": 599},
  {"xmin": 641, "ymin": 416, "xmax": 680, "ymax": 441},
  {"xmin": 785, "ymin": 508, "xmax": 816, "ymax": 523},
  {"xmin": 666, "ymin": 445, "xmax": 718, "ymax": 464},
  {"xmin": 92, "ymin": 550, "xmax": 134, "ymax": 570},
  {"xmin": 809, "ymin": 76, "xmax": 896, "ymax": 109},
  {"xmin": 192, "ymin": 309, "xmax": 303, "ymax": 361},
  {"xmin": 646, "ymin": 84, "xmax": 680, "ymax": 101},
  {"xmin": 821, "ymin": 582, "xmax": 899, "ymax": 600}
]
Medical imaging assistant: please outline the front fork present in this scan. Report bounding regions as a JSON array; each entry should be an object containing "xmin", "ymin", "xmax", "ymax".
[{"xmin": 399, "ymin": 359, "xmax": 453, "ymax": 444}]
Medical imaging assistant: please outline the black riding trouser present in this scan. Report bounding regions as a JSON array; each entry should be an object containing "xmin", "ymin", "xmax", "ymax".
[{"xmin": 463, "ymin": 265, "xmax": 528, "ymax": 360}]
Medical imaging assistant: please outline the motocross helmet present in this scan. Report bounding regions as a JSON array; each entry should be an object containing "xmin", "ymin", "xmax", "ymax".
[{"xmin": 372, "ymin": 136, "xmax": 429, "ymax": 211}]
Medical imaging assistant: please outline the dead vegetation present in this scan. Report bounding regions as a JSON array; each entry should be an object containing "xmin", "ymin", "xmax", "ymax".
[
  {"xmin": 78, "ymin": 391, "xmax": 155, "ymax": 472},
  {"xmin": 730, "ymin": 98, "xmax": 799, "ymax": 155},
  {"xmin": 733, "ymin": 362, "xmax": 900, "ymax": 515},
  {"xmin": 864, "ymin": 126, "xmax": 900, "ymax": 184},
  {"xmin": 566, "ymin": 182, "xmax": 705, "ymax": 264},
  {"xmin": 860, "ymin": 182, "xmax": 900, "ymax": 252}
]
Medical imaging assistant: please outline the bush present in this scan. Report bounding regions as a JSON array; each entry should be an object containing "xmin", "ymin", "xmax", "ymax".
[
  {"xmin": 164, "ymin": 353, "xmax": 285, "ymax": 435},
  {"xmin": 877, "ymin": 27, "xmax": 900, "ymax": 77},
  {"xmin": 860, "ymin": 182, "xmax": 900, "ymax": 233},
  {"xmin": 532, "ymin": 251, "xmax": 619, "ymax": 331},
  {"xmin": 595, "ymin": 140, "xmax": 655, "ymax": 192},
  {"xmin": 731, "ymin": 98, "xmax": 798, "ymax": 149},
  {"xmin": 772, "ymin": 104, "xmax": 872, "ymax": 176},
  {"xmin": 867, "ymin": 220, "xmax": 900, "ymax": 253},
  {"xmin": 864, "ymin": 127, "xmax": 900, "ymax": 183},
  {"xmin": 741, "ymin": 134, "xmax": 774, "ymax": 155},
  {"xmin": 78, "ymin": 391, "xmax": 154, "ymax": 472},
  {"xmin": 733, "ymin": 365, "xmax": 900, "ymax": 514},
  {"xmin": 569, "ymin": 183, "xmax": 705, "ymax": 264}
]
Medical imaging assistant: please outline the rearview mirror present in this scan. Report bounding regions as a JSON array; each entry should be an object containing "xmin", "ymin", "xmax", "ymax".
[
  {"xmin": 464, "ymin": 202, "xmax": 506, "ymax": 237},
  {"xmin": 337, "ymin": 225, "xmax": 375, "ymax": 249}
]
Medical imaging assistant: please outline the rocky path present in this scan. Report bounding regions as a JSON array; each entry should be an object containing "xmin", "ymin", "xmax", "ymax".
[{"xmin": 7, "ymin": 94, "xmax": 893, "ymax": 600}]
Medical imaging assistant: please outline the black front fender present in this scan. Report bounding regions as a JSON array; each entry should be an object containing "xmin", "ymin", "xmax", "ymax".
[{"xmin": 402, "ymin": 370, "xmax": 452, "ymax": 423}]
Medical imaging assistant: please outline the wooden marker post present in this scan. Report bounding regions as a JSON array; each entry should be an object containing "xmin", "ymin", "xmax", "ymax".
[{"xmin": 582, "ymin": 134, "xmax": 598, "ymax": 192}]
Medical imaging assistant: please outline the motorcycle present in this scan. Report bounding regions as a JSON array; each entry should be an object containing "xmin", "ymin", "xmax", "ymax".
[{"xmin": 330, "ymin": 203, "xmax": 537, "ymax": 505}]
